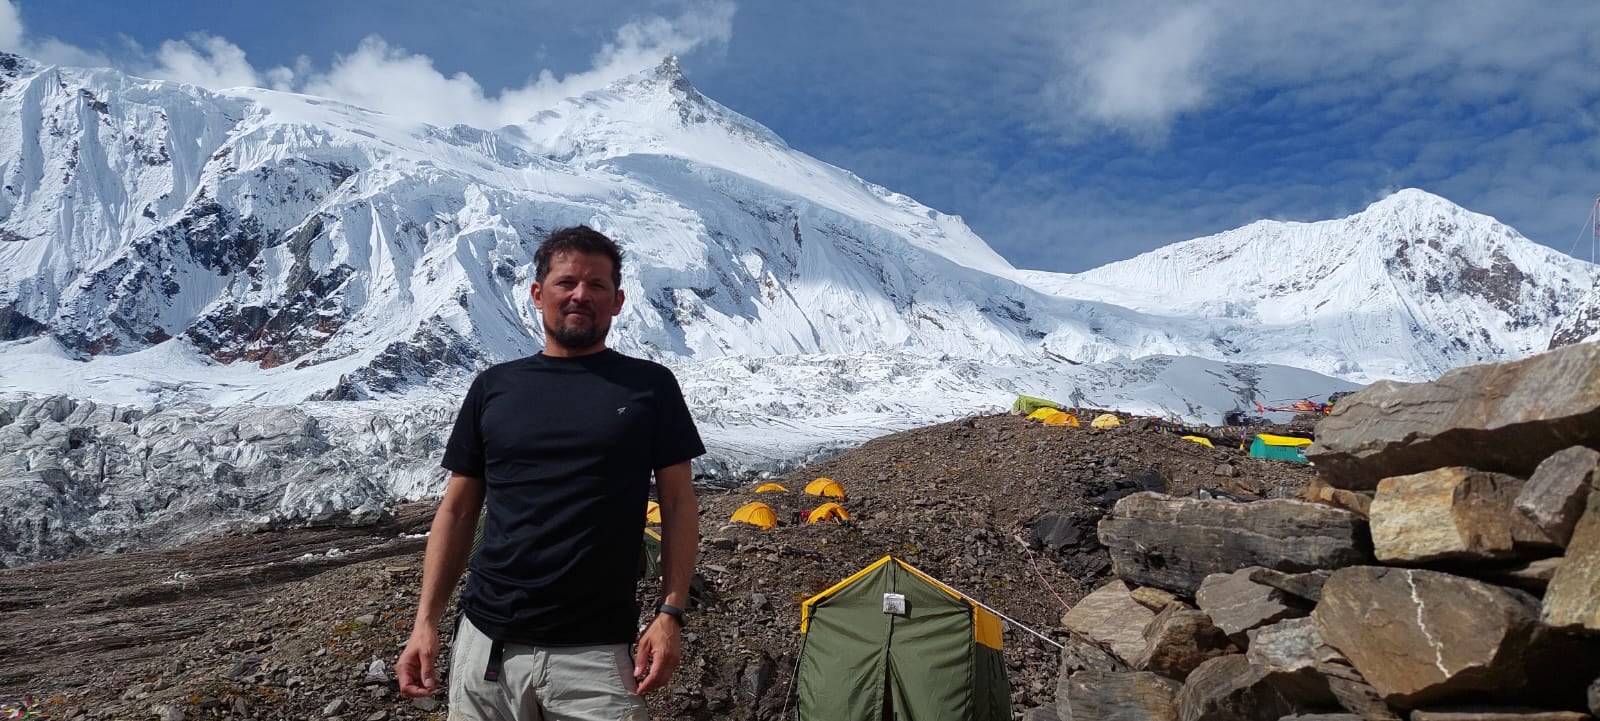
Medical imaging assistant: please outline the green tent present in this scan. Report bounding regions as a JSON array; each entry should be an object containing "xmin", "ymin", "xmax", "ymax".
[
  {"xmin": 640, "ymin": 527, "xmax": 663, "ymax": 580},
  {"xmin": 1010, "ymin": 395, "xmax": 1061, "ymax": 415},
  {"xmin": 1249, "ymin": 433, "xmax": 1312, "ymax": 463},
  {"xmin": 797, "ymin": 556, "xmax": 1010, "ymax": 721}
]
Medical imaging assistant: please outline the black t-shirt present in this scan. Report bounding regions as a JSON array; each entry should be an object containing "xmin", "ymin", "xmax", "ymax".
[{"xmin": 442, "ymin": 349, "xmax": 705, "ymax": 645}]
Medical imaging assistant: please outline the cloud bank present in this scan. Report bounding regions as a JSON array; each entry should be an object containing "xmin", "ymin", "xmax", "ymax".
[{"xmin": 0, "ymin": 0, "xmax": 735, "ymax": 128}]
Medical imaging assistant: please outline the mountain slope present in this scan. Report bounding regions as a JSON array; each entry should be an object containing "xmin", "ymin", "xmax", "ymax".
[{"xmin": 1021, "ymin": 189, "xmax": 1600, "ymax": 381}]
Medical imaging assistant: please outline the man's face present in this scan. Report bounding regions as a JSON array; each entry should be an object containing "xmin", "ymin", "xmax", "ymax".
[{"xmin": 531, "ymin": 251, "xmax": 624, "ymax": 356}]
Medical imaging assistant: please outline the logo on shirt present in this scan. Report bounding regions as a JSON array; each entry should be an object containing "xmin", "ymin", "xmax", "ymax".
[{"xmin": 617, "ymin": 406, "xmax": 628, "ymax": 415}]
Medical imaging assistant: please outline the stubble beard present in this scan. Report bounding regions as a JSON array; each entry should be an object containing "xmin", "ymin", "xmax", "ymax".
[{"xmin": 545, "ymin": 316, "xmax": 607, "ymax": 350}]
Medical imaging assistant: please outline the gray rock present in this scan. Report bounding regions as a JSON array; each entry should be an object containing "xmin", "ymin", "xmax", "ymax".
[
  {"xmin": 363, "ymin": 658, "xmax": 388, "ymax": 684},
  {"xmin": 1516, "ymin": 446, "xmax": 1599, "ymax": 547},
  {"xmin": 1305, "ymin": 343, "xmax": 1600, "ymax": 491},
  {"xmin": 1136, "ymin": 605, "xmax": 1234, "ymax": 681},
  {"xmin": 1062, "ymin": 670, "xmax": 1181, "ymax": 721},
  {"xmin": 1021, "ymin": 705, "xmax": 1062, "ymax": 721},
  {"xmin": 1246, "ymin": 618, "xmax": 1342, "ymax": 675},
  {"xmin": 1099, "ymin": 494, "xmax": 1371, "ymax": 596},
  {"xmin": 1543, "ymin": 491, "xmax": 1600, "ymax": 632},
  {"xmin": 1197, "ymin": 568, "xmax": 1306, "ymax": 640},
  {"xmin": 323, "ymin": 698, "xmax": 349, "ymax": 716},
  {"xmin": 1247, "ymin": 568, "xmax": 1333, "ymax": 604},
  {"xmin": 1060, "ymin": 579, "xmax": 1156, "ymax": 665},
  {"xmin": 1176, "ymin": 655, "xmax": 1300, "ymax": 721},
  {"xmin": 1314, "ymin": 566, "xmax": 1541, "ymax": 708},
  {"xmin": 1408, "ymin": 710, "xmax": 1591, "ymax": 721}
]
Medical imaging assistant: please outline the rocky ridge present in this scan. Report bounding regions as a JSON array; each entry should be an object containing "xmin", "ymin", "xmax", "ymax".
[{"xmin": 1025, "ymin": 340, "xmax": 1600, "ymax": 721}]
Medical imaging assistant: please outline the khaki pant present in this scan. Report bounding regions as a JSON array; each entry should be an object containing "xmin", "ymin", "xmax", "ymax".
[{"xmin": 449, "ymin": 616, "xmax": 648, "ymax": 721}]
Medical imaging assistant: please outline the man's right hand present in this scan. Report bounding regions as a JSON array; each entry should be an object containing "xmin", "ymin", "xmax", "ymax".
[{"xmin": 397, "ymin": 623, "xmax": 440, "ymax": 698}]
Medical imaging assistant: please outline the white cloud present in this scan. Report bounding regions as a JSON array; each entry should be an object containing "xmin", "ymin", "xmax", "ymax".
[
  {"xmin": 1029, "ymin": 0, "xmax": 1600, "ymax": 141},
  {"xmin": 149, "ymin": 34, "xmax": 263, "ymax": 90},
  {"xmin": 0, "ymin": 0, "xmax": 110, "ymax": 67},
  {"xmin": 0, "ymin": 0, "xmax": 21, "ymax": 51},
  {"xmin": 0, "ymin": 0, "xmax": 736, "ymax": 128}
]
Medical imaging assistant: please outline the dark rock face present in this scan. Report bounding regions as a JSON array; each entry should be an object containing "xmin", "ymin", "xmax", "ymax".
[
  {"xmin": 1099, "ymin": 494, "xmax": 1372, "ymax": 596},
  {"xmin": 0, "ymin": 301, "xmax": 47, "ymax": 340},
  {"xmin": 1306, "ymin": 342, "xmax": 1600, "ymax": 491}
]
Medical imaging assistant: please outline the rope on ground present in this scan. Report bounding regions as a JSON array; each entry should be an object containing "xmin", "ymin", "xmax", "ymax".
[{"xmin": 1015, "ymin": 533, "xmax": 1072, "ymax": 614}]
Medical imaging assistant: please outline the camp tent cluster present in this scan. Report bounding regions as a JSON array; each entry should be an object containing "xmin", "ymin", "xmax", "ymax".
[
  {"xmin": 1024, "ymin": 407, "xmax": 1124, "ymax": 429},
  {"xmin": 731, "ymin": 477, "xmax": 853, "ymax": 530}
]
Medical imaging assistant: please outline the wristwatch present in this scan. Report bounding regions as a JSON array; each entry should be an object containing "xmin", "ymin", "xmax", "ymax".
[{"xmin": 656, "ymin": 602, "xmax": 685, "ymax": 626}]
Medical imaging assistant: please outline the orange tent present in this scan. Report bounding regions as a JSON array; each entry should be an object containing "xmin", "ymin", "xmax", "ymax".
[
  {"xmin": 754, "ymin": 483, "xmax": 790, "ymax": 493},
  {"xmin": 731, "ymin": 502, "xmax": 778, "ymax": 530},
  {"xmin": 807, "ymin": 502, "xmax": 851, "ymax": 524},
  {"xmin": 645, "ymin": 500, "xmax": 662, "ymax": 524},
  {"xmin": 805, "ymin": 478, "xmax": 847, "ymax": 499}
]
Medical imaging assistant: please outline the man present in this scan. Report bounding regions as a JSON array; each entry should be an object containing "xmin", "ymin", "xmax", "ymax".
[{"xmin": 397, "ymin": 225, "xmax": 703, "ymax": 720}]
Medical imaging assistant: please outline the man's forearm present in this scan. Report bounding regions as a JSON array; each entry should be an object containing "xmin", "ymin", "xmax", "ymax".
[
  {"xmin": 656, "ymin": 463, "xmax": 698, "ymax": 609},
  {"xmin": 415, "ymin": 473, "xmax": 484, "ymax": 627}
]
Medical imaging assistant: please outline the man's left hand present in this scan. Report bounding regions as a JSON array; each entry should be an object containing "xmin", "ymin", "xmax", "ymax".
[{"xmin": 634, "ymin": 613, "xmax": 682, "ymax": 695}]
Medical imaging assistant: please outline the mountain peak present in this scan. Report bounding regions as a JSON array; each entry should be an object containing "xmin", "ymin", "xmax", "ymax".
[{"xmin": 1361, "ymin": 187, "xmax": 1465, "ymax": 217}]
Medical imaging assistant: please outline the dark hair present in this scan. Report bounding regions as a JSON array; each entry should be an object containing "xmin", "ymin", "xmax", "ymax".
[{"xmin": 534, "ymin": 225, "xmax": 624, "ymax": 287}]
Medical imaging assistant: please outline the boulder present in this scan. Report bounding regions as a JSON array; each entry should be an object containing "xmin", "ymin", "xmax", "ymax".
[
  {"xmin": 1246, "ymin": 618, "xmax": 1402, "ymax": 720},
  {"xmin": 1543, "ymin": 491, "xmax": 1600, "ymax": 632},
  {"xmin": 1408, "ymin": 710, "xmax": 1591, "ymax": 721},
  {"xmin": 1099, "ymin": 494, "xmax": 1371, "ymax": 596},
  {"xmin": 1136, "ymin": 605, "xmax": 1235, "ymax": 681},
  {"xmin": 1021, "ymin": 705, "xmax": 1063, "ymax": 721},
  {"xmin": 1313, "ymin": 566, "xmax": 1541, "ymax": 707},
  {"xmin": 1247, "ymin": 618, "xmax": 1342, "ymax": 675},
  {"xmin": 1131, "ymin": 586, "xmax": 1185, "ymax": 612},
  {"xmin": 1058, "ymin": 634, "xmax": 1131, "ymax": 677},
  {"xmin": 1061, "ymin": 579, "xmax": 1156, "ymax": 665},
  {"xmin": 1305, "ymin": 343, "xmax": 1600, "ymax": 491},
  {"xmin": 1197, "ymin": 568, "xmax": 1307, "ymax": 640},
  {"xmin": 1369, "ymin": 467, "xmax": 1552, "ymax": 563},
  {"xmin": 1061, "ymin": 670, "xmax": 1181, "ymax": 721},
  {"xmin": 1479, "ymin": 557, "xmax": 1563, "ymax": 594},
  {"xmin": 1248, "ymin": 568, "xmax": 1333, "ymax": 604},
  {"xmin": 1303, "ymin": 477, "xmax": 1374, "ymax": 517},
  {"xmin": 1515, "ymin": 446, "xmax": 1599, "ymax": 547},
  {"xmin": 1176, "ymin": 655, "xmax": 1302, "ymax": 721}
]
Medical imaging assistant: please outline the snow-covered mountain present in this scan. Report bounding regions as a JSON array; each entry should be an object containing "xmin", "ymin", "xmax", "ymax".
[
  {"xmin": 1020, "ymin": 189, "xmax": 1600, "ymax": 382},
  {"xmin": 0, "ymin": 52, "xmax": 1593, "ymax": 564}
]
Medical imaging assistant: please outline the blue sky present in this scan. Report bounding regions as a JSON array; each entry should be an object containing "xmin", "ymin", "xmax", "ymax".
[{"xmin": 5, "ymin": 0, "xmax": 1598, "ymax": 272}]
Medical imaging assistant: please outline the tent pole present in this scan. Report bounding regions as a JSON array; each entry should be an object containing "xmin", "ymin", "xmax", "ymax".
[{"xmin": 898, "ymin": 559, "xmax": 1064, "ymax": 650}]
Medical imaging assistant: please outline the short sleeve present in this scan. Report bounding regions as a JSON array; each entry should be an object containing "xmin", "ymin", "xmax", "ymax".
[
  {"xmin": 442, "ymin": 372, "xmax": 488, "ymax": 477},
  {"xmin": 651, "ymin": 369, "xmax": 706, "ymax": 470}
]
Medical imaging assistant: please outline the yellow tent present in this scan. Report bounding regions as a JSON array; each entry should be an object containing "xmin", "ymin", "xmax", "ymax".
[
  {"xmin": 1025, "ymin": 407, "xmax": 1057, "ymax": 421},
  {"xmin": 731, "ymin": 502, "xmax": 778, "ymax": 530},
  {"xmin": 645, "ymin": 500, "xmax": 662, "ymax": 524},
  {"xmin": 1090, "ymin": 413, "xmax": 1123, "ymax": 429},
  {"xmin": 1043, "ymin": 411, "xmax": 1078, "ymax": 427},
  {"xmin": 1027, "ymin": 407, "xmax": 1079, "ymax": 427},
  {"xmin": 754, "ymin": 482, "xmax": 790, "ymax": 493},
  {"xmin": 807, "ymin": 502, "xmax": 852, "ymax": 524},
  {"xmin": 805, "ymin": 477, "xmax": 847, "ymax": 499},
  {"xmin": 1181, "ymin": 435, "xmax": 1214, "ymax": 448}
]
